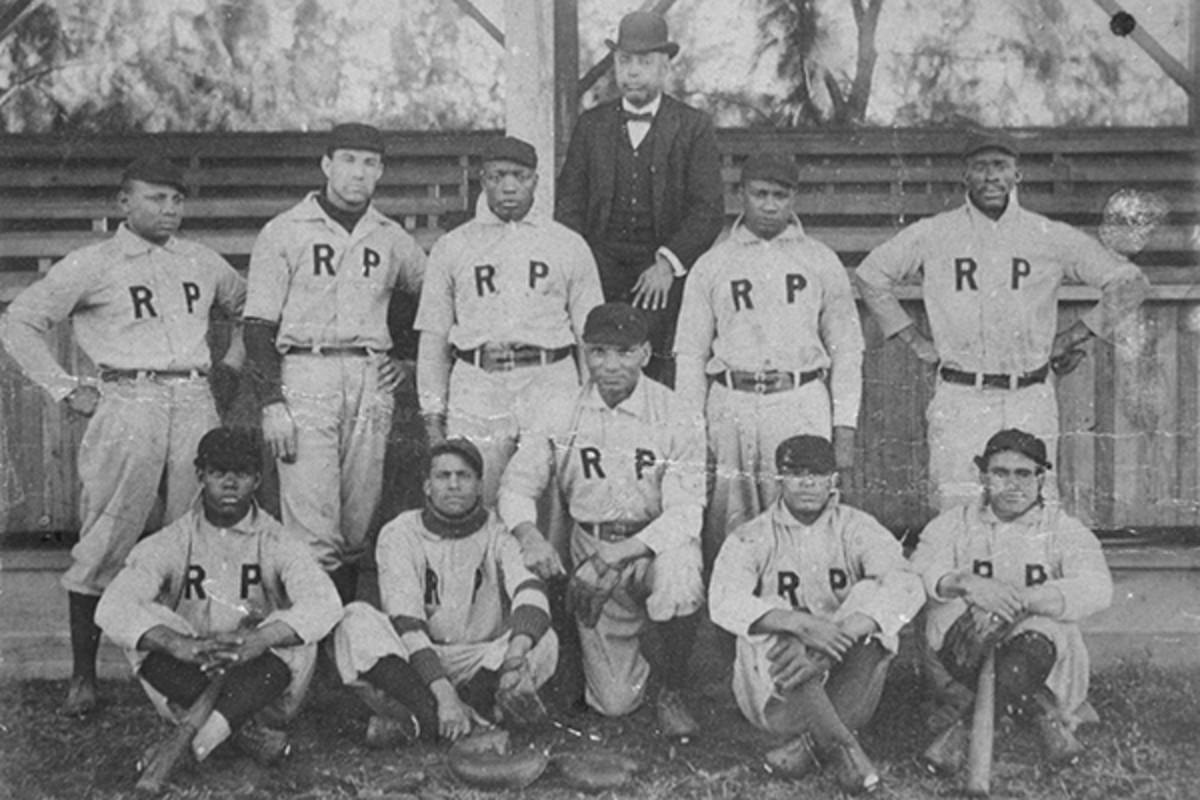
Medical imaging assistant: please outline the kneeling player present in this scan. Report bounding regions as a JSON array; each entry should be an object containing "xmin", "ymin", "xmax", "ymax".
[
  {"xmin": 96, "ymin": 427, "xmax": 341, "ymax": 776},
  {"xmin": 333, "ymin": 438, "xmax": 558, "ymax": 745},
  {"xmin": 910, "ymin": 429, "xmax": 1112, "ymax": 773},
  {"xmin": 709, "ymin": 435, "xmax": 923, "ymax": 795}
]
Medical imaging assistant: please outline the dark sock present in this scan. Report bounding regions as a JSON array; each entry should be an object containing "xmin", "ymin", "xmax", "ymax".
[
  {"xmin": 995, "ymin": 631, "xmax": 1056, "ymax": 717},
  {"xmin": 67, "ymin": 592, "xmax": 102, "ymax": 682},
  {"xmin": 652, "ymin": 613, "xmax": 698, "ymax": 690},
  {"xmin": 139, "ymin": 651, "xmax": 209, "ymax": 708},
  {"xmin": 361, "ymin": 655, "xmax": 439, "ymax": 740},
  {"xmin": 460, "ymin": 669, "xmax": 500, "ymax": 719},
  {"xmin": 215, "ymin": 652, "xmax": 291, "ymax": 726},
  {"xmin": 329, "ymin": 564, "xmax": 359, "ymax": 605}
]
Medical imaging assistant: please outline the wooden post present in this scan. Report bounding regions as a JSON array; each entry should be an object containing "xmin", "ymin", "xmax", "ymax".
[
  {"xmin": 504, "ymin": 0, "xmax": 556, "ymax": 212},
  {"xmin": 1191, "ymin": 0, "xmax": 1200, "ymax": 128},
  {"xmin": 554, "ymin": 0, "xmax": 579, "ymax": 174}
]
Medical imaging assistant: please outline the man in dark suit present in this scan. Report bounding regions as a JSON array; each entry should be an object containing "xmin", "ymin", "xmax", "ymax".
[{"xmin": 556, "ymin": 10, "xmax": 724, "ymax": 386}]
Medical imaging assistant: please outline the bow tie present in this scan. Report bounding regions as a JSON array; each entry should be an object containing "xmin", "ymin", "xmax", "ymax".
[{"xmin": 622, "ymin": 110, "xmax": 654, "ymax": 123}]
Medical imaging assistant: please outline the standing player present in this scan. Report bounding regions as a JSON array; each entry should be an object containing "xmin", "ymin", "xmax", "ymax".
[
  {"xmin": 499, "ymin": 303, "xmax": 706, "ymax": 738},
  {"xmin": 0, "ymin": 156, "xmax": 246, "ymax": 716},
  {"xmin": 855, "ymin": 131, "xmax": 1148, "ymax": 510},
  {"xmin": 910, "ymin": 429, "xmax": 1112, "ymax": 770},
  {"xmin": 95, "ymin": 427, "xmax": 341, "ymax": 774},
  {"xmin": 416, "ymin": 136, "xmax": 602, "ymax": 505},
  {"xmin": 243, "ymin": 123, "xmax": 426, "ymax": 602},
  {"xmin": 556, "ymin": 10, "xmax": 724, "ymax": 385},
  {"xmin": 332, "ymin": 438, "xmax": 557, "ymax": 744},
  {"xmin": 675, "ymin": 153, "xmax": 863, "ymax": 564},
  {"xmin": 709, "ymin": 435, "xmax": 923, "ymax": 795}
]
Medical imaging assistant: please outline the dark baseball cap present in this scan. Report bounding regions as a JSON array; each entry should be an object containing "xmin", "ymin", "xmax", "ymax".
[
  {"xmin": 430, "ymin": 437, "xmax": 484, "ymax": 478},
  {"xmin": 741, "ymin": 153, "xmax": 800, "ymax": 189},
  {"xmin": 583, "ymin": 302, "xmax": 650, "ymax": 348},
  {"xmin": 195, "ymin": 426, "xmax": 263, "ymax": 474},
  {"xmin": 605, "ymin": 11, "xmax": 679, "ymax": 58},
  {"xmin": 327, "ymin": 122, "xmax": 385, "ymax": 156},
  {"xmin": 122, "ymin": 156, "xmax": 188, "ymax": 195},
  {"xmin": 776, "ymin": 435, "xmax": 837, "ymax": 476},
  {"xmin": 481, "ymin": 136, "xmax": 538, "ymax": 170},
  {"xmin": 974, "ymin": 428, "xmax": 1051, "ymax": 471},
  {"xmin": 962, "ymin": 130, "xmax": 1020, "ymax": 161}
]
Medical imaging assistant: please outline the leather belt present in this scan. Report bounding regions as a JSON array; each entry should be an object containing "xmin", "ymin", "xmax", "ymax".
[
  {"xmin": 285, "ymin": 346, "xmax": 374, "ymax": 356},
  {"xmin": 939, "ymin": 363, "xmax": 1050, "ymax": 390},
  {"xmin": 713, "ymin": 368, "xmax": 825, "ymax": 395},
  {"xmin": 455, "ymin": 344, "xmax": 574, "ymax": 372},
  {"xmin": 99, "ymin": 368, "xmax": 205, "ymax": 382},
  {"xmin": 579, "ymin": 520, "xmax": 649, "ymax": 541}
]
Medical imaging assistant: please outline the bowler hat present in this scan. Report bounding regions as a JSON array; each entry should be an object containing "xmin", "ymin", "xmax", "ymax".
[
  {"xmin": 974, "ymin": 428, "xmax": 1052, "ymax": 471},
  {"xmin": 605, "ymin": 11, "xmax": 679, "ymax": 58},
  {"xmin": 122, "ymin": 156, "xmax": 188, "ymax": 195}
]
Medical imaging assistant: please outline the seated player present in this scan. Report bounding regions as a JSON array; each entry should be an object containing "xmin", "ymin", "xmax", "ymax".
[
  {"xmin": 332, "ymin": 437, "xmax": 558, "ymax": 745},
  {"xmin": 96, "ymin": 426, "xmax": 341, "ymax": 774},
  {"xmin": 708, "ymin": 435, "xmax": 924, "ymax": 795},
  {"xmin": 910, "ymin": 428, "xmax": 1113, "ymax": 772}
]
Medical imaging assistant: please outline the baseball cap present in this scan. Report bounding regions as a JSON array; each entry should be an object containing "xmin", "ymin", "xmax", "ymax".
[
  {"xmin": 582, "ymin": 302, "xmax": 650, "ymax": 348},
  {"xmin": 122, "ymin": 156, "xmax": 188, "ymax": 195},
  {"xmin": 605, "ymin": 11, "xmax": 679, "ymax": 58},
  {"xmin": 962, "ymin": 130, "xmax": 1020, "ymax": 161},
  {"xmin": 430, "ymin": 437, "xmax": 484, "ymax": 478},
  {"xmin": 327, "ymin": 123, "xmax": 386, "ymax": 156},
  {"xmin": 481, "ymin": 136, "xmax": 538, "ymax": 170},
  {"xmin": 776, "ymin": 435, "xmax": 837, "ymax": 476},
  {"xmin": 974, "ymin": 428, "xmax": 1052, "ymax": 471},
  {"xmin": 741, "ymin": 153, "xmax": 799, "ymax": 189},
  {"xmin": 195, "ymin": 427, "xmax": 264, "ymax": 474}
]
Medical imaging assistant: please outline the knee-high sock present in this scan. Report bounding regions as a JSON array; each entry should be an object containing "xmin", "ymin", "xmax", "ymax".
[
  {"xmin": 67, "ymin": 592, "xmax": 102, "ymax": 681},
  {"xmin": 824, "ymin": 639, "xmax": 891, "ymax": 732},
  {"xmin": 649, "ymin": 612, "xmax": 699, "ymax": 690},
  {"xmin": 361, "ymin": 655, "xmax": 439, "ymax": 740}
]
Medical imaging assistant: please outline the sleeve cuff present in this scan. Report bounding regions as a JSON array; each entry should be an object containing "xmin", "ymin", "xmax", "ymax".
[
  {"xmin": 510, "ymin": 605, "xmax": 551, "ymax": 642},
  {"xmin": 410, "ymin": 648, "xmax": 448, "ymax": 685},
  {"xmin": 657, "ymin": 247, "xmax": 686, "ymax": 277}
]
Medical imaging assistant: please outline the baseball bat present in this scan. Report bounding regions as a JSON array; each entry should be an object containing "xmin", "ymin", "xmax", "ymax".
[
  {"xmin": 964, "ymin": 650, "xmax": 996, "ymax": 797},
  {"xmin": 136, "ymin": 671, "xmax": 226, "ymax": 795}
]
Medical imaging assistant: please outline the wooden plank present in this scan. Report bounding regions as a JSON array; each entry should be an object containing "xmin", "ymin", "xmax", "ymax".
[
  {"xmin": 1176, "ymin": 306, "xmax": 1200, "ymax": 525},
  {"xmin": 0, "ymin": 194, "xmax": 469, "ymax": 220},
  {"xmin": 719, "ymin": 160, "xmax": 1199, "ymax": 186},
  {"xmin": 0, "ymin": 162, "xmax": 468, "ymax": 189},
  {"xmin": 1055, "ymin": 304, "xmax": 1098, "ymax": 526}
]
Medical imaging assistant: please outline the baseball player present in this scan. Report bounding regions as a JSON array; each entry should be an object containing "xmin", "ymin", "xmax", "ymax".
[
  {"xmin": 675, "ymin": 153, "xmax": 864, "ymax": 564},
  {"xmin": 709, "ymin": 435, "xmax": 923, "ymax": 795},
  {"xmin": 416, "ymin": 135, "xmax": 603, "ymax": 506},
  {"xmin": 243, "ymin": 122, "xmax": 427, "ymax": 602},
  {"xmin": 499, "ymin": 302, "xmax": 706, "ymax": 738},
  {"xmin": 332, "ymin": 438, "xmax": 558, "ymax": 745},
  {"xmin": 95, "ymin": 427, "xmax": 341, "ymax": 769},
  {"xmin": 855, "ymin": 131, "xmax": 1148, "ymax": 511},
  {"xmin": 910, "ymin": 428, "xmax": 1113, "ymax": 770},
  {"xmin": 0, "ymin": 156, "xmax": 246, "ymax": 716}
]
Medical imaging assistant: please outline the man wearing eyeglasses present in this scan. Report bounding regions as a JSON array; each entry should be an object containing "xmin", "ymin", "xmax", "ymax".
[
  {"xmin": 416, "ymin": 136, "xmax": 603, "ymax": 505},
  {"xmin": 910, "ymin": 428, "xmax": 1112, "ymax": 772}
]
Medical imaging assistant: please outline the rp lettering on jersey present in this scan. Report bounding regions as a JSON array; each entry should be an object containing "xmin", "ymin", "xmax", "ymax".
[
  {"xmin": 128, "ymin": 281, "xmax": 204, "ymax": 319},
  {"xmin": 472, "ymin": 260, "xmax": 554, "ymax": 296},
  {"xmin": 773, "ymin": 567, "xmax": 852, "ymax": 609},
  {"xmin": 729, "ymin": 274, "xmax": 808, "ymax": 311},
  {"xmin": 578, "ymin": 446, "xmax": 658, "ymax": 481},
  {"xmin": 952, "ymin": 257, "xmax": 1036, "ymax": 291},
  {"xmin": 311, "ymin": 243, "xmax": 382, "ymax": 277},
  {"xmin": 972, "ymin": 559, "xmax": 1050, "ymax": 587}
]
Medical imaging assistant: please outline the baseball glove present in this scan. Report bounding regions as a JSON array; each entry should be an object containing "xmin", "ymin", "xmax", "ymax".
[
  {"xmin": 555, "ymin": 750, "xmax": 641, "ymax": 792},
  {"xmin": 495, "ymin": 655, "xmax": 548, "ymax": 728},
  {"xmin": 938, "ymin": 606, "xmax": 1015, "ymax": 686},
  {"xmin": 446, "ymin": 728, "xmax": 549, "ymax": 790},
  {"xmin": 1051, "ymin": 347, "xmax": 1086, "ymax": 376},
  {"xmin": 566, "ymin": 554, "xmax": 623, "ymax": 628}
]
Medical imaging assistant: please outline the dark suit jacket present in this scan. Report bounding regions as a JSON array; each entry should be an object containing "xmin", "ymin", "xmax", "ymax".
[{"xmin": 555, "ymin": 95, "xmax": 725, "ymax": 271}]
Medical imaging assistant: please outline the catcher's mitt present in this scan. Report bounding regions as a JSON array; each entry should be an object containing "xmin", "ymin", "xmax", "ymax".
[
  {"xmin": 566, "ymin": 554, "xmax": 623, "ymax": 628},
  {"xmin": 555, "ymin": 750, "xmax": 641, "ymax": 792},
  {"xmin": 938, "ymin": 606, "xmax": 1014, "ymax": 686},
  {"xmin": 446, "ymin": 728, "xmax": 549, "ymax": 790},
  {"xmin": 494, "ymin": 655, "xmax": 548, "ymax": 728}
]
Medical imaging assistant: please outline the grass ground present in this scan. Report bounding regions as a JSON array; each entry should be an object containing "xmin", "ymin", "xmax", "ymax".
[{"xmin": 1, "ymin": 657, "xmax": 1197, "ymax": 800}]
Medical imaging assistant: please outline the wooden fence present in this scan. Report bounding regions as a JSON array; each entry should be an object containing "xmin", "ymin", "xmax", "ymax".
[{"xmin": 1, "ymin": 127, "xmax": 1198, "ymax": 537}]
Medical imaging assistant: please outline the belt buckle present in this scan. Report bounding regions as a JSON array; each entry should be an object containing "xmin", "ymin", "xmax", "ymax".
[
  {"xmin": 492, "ymin": 345, "xmax": 517, "ymax": 371},
  {"xmin": 974, "ymin": 371, "xmax": 985, "ymax": 390},
  {"xmin": 1009, "ymin": 373, "xmax": 1020, "ymax": 390},
  {"xmin": 753, "ymin": 370, "xmax": 768, "ymax": 394}
]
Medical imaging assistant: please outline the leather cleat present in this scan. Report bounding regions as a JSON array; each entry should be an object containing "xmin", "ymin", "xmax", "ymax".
[
  {"xmin": 921, "ymin": 719, "xmax": 968, "ymax": 776},
  {"xmin": 764, "ymin": 733, "xmax": 819, "ymax": 778},
  {"xmin": 234, "ymin": 720, "xmax": 292, "ymax": 766},
  {"xmin": 1036, "ymin": 713, "xmax": 1084, "ymax": 765},
  {"xmin": 655, "ymin": 688, "xmax": 699, "ymax": 739},
  {"xmin": 826, "ymin": 739, "xmax": 880, "ymax": 795},
  {"xmin": 364, "ymin": 711, "xmax": 421, "ymax": 749}
]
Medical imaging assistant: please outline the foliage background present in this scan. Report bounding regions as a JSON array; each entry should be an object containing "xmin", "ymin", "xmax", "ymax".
[{"xmin": 0, "ymin": 0, "xmax": 1190, "ymax": 133}]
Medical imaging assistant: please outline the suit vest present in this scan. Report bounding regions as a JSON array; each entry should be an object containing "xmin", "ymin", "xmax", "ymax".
[{"xmin": 603, "ymin": 131, "xmax": 656, "ymax": 246}]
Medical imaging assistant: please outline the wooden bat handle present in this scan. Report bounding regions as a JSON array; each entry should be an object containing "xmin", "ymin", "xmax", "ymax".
[
  {"xmin": 965, "ymin": 650, "xmax": 996, "ymax": 797},
  {"xmin": 136, "ymin": 671, "xmax": 226, "ymax": 794}
]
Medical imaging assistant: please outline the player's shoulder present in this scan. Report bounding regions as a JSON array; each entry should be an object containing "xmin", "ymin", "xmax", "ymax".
[
  {"xmin": 1038, "ymin": 503, "xmax": 1096, "ymax": 538},
  {"xmin": 128, "ymin": 510, "xmax": 197, "ymax": 562},
  {"xmin": 379, "ymin": 509, "xmax": 425, "ymax": 542},
  {"xmin": 168, "ymin": 235, "xmax": 232, "ymax": 266},
  {"xmin": 727, "ymin": 507, "xmax": 776, "ymax": 546},
  {"xmin": 832, "ymin": 501, "xmax": 887, "ymax": 530}
]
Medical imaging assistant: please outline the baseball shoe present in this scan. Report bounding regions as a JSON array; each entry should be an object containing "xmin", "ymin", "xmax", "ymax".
[
  {"xmin": 233, "ymin": 721, "xmax": 292, "ymax": 766},
  {"xmin": 364, "ymin": 710, "xmax": 421, "ymax": 749},
  {"xmin": 921, "ymin": 718, "xmax": 968, "ymax": 775},
  {"xmin": 764, "ymin": 733, "xmax": 819, "ymax": 778},
  {"xmin": 1035, "ymin": 713, "xmax": 1084, "ymax": 765},
  {"xmin": 655, "ymin": 688, "xmax": 699, "ymax": 739},
  {"xmin": 59, "ymin": 677, "xmax": 98, "ymax": 717},
  {"xmin": 826, "ymin": 738, "xmax": 880, "ymax": 795}
]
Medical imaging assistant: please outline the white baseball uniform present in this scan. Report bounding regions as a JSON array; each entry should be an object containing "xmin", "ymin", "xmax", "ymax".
[
  {"xmin": 674, "ymin": 217, "xmax": 864, "ymax": 556},
  {"xmin": 499, "ymin": 378, "xmax": 705, "ymax": 716},
  {"xmin": 909, "ymin": 500, "xmax": 1112, "ymax": 725},
  {"xmin": 333, "ymin": 508, "xmax": 557, "ymax": 690},
  {"xmin": 855, "ymin": 193, "xmax": 1147, "ymax": 510},
  {"xmin": 96, "ymin": 503, "xmax": 342, "ymax": 723},
  {"xmin": 415, "ymin": 200, "xmax": 603, "ymax": 505},
  {"xmin": 0, "ymin": 224, "xmax": 245, "ymax": 595},
  {"xmin": 244, "ymin": 192, "xmax": 426, "ymax": 570},
  {"xmin": 709, "ymin": 496, "xmax": 922, "ymax": 732}
]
